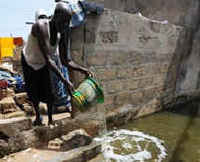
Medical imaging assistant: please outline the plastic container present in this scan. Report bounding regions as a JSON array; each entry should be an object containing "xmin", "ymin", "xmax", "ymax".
[{"xmin": 72, "ymin": 77, "xmax": 104, "ymax": 111}]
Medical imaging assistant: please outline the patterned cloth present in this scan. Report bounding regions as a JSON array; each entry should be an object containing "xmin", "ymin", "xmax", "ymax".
[
  {"xmin": 0, "ymin": 70, "xmax": 14, "ymax": 85},
  {"xmin": 22, "ymin": 52, "xmax": 71, "ymax": 107},
  {"xmin": 49, "ymin": 54, "xmax": 71, "ymax": 107}
]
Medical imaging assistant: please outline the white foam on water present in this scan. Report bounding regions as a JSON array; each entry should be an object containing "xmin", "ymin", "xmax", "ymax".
[
  {"xmin": 102, "ymin": 146, "xmax": 151, "ymax": 162},
  {"xmin": 122, "ymin": 142, "xmax": 132, "ymax": 150},
  {"xmin": 94, "ymin": 129, "xmax": 167, "ymax": 162}
]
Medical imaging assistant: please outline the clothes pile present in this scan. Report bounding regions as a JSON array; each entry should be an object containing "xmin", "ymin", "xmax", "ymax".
[
  {"xmin": 0, "ymin": 65, "xmax": 33, "ymax": 119},
  {"xmin": 0, "ymin": 68, "xmax": 24, "ymax": 93}
]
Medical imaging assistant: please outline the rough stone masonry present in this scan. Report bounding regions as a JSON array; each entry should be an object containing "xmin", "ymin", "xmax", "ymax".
[
  {"xmin": 70, "ymin": 8, "xmax": 186, "ymax": 117},
  {"xmin": 103, "ymin": 0, "xmax": 200, "ymax": 105}
]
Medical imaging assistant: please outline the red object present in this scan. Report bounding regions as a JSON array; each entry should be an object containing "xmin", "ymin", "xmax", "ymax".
[
  {"xmin": 0, "ymin": 80, "xmax": 8, "ymax": 89},
  {"xmin": 13, "ymin": 37, "xmax": 23, "ymax": 46}
]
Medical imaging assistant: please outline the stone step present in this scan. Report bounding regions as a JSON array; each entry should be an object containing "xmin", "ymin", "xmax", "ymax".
[
  {"xmin": 48, "ymin": 129, "xmax": 92, "ymax": 151},
  {"xmin": 14, "ymin": 93, "xmax": 28, "ymax": 106},
  {"xmin": 0, "ymin": 112, "xmax": 102, "ymax": 158},
  {"xmin": 2, "ymin": 111, "xmax": 26, "ymax": 119},
  {"xmin": 0, "ymin": 88, "xmax": 15, "ymax": 100},
  {"xmin": 0, "ymin": 97, "xmax": 20, "ymax": 114},
  {"xmin": 0, "ymin": 141, "xmax": 101, "ymax": 162},
  {"xmin": 0, "ymin": 117, "xmax": 32, "ymax": 136}
]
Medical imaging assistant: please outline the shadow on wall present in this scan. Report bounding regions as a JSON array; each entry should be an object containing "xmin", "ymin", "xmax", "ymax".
[
  {"xmin": 162, "ymin": 1, "xmax": 200, "ymax": 108},
  {"xmin": 175, "ymin": 27, "xmax": 200, "ymax": 94}
]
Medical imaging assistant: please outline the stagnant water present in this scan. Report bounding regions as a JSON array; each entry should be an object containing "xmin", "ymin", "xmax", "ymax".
[{"xmin": 94, "ymin": 102, "xmax": 200, "ymax": 162}]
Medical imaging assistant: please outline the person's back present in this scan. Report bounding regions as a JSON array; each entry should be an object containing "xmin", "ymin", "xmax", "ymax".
[
  {"xmin": 23, "ymin": 31, "xmax": 46, "ymax": 70},
  {"xmin": 23, "ymin": 14, "xmax": 58, "ymax": 71}
]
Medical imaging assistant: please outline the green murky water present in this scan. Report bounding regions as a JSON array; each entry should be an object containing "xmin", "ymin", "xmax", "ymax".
[{"xmin": 94, "ymin": 103, "xmax": 200, "ymax": 162}]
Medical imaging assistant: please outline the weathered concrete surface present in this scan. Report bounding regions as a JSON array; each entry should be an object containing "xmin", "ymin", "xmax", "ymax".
[
  {"xmin": 0, "ymin": 117, "xmax": 32, "ymax": 136},
  {"xmin": 176, "ymin": 27, "xmax": 200, "ymax": 96},
  {"xmin": 2, "ymin": 111, "xmax": 26, "ymax": 119},
  {"xmin": 0, "ymin": 142, "xmax": 101, "ymax": 162},
  {"xmin": 48, "ymin": 129, "xmax": 92, "ymax": 151},
  {"xmin": 60, "ymin": 129, "xmax": 92, "ymax": 151},
  {"xmin": 0, "ymin": 113, "xmax": 102, "ymax": 157},
  {"xmin": 0, "ymin": 97, "xmax": 20, "ymax": 114},
  {"xmin": 71, "ymin": 8, "xmax": 186, "ymax": 115},
  {"xmin": 0, "ymin": 117, "xmax": 33, "ymax": 157},
  {"xmin": 101, "ymin": 0, "xmax": 200, "ymax": 104},
  {"xmin": 104, "ymin": 0, "xmax": 200, "ymax": 29},
  {"xmin": 173, "ymin": 1, "xmax": 200, "ymax": 103}
]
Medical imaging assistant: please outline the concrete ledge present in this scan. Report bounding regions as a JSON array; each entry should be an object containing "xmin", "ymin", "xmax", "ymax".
[
  {"xmin": 0, "ymin": 117, "xmax": 32, "ymax": 136},
  {"xmin": 1, "ymin": 142, "xmax": 101, "ymax": 162},
  {"xmin": 0, "ymin": 113, "xmax": 102, "ymax": 157}
]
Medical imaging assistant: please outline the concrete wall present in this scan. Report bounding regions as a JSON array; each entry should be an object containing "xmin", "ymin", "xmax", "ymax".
[
  {"xmin": 104, "ymin": 0, "xmax": 200, "ymax": 29},
  {"xmin": 176, "ymin": 25, "xmax": 200, "ymax": 95},
  {"xmin": 101, "ymin": 0, "xmax": 200, "ymax": 101},
  {"xmin": 70, "ymin": 9, "xmax": 185, "ymax": 116}
]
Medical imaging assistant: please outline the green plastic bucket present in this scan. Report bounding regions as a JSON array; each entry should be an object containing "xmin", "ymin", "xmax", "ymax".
[{"xmin": 72, "ymin": 77, "xmax": 104, "ymax": 112}]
